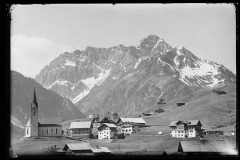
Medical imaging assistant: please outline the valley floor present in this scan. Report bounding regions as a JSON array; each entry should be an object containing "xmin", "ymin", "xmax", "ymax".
[{"xmin": 11, "ymin": 130, "xmax": 236, "ymax": 157}]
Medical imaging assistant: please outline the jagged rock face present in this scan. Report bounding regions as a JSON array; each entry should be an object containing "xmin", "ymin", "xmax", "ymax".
[
  {"xmin": 11, "ymin": 71, "xmax": 85, "ymax": 128},
  {"xmin": 35, "ymin": 35, "xmax": 236, "ymax": 116}
]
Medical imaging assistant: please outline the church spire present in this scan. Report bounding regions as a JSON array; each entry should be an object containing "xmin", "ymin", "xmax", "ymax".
[{"xmin": 33, "ymin": 87, "xmax": 38, "ymax": 108}]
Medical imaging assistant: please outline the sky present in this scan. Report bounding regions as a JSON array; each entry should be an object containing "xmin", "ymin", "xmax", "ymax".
[{"xmin": 11, "ymin": 4, "xmax": 236, "ymax": 78}]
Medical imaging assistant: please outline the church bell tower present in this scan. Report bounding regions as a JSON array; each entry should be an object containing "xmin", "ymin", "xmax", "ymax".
[{"xmin": 30, "ymin": 87, "xmax": 38, "ymax": 137}]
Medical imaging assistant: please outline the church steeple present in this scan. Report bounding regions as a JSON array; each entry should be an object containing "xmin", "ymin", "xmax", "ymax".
[{"xmin": 33, "ymin": 87, "xmax": 38, "ymax": 108}]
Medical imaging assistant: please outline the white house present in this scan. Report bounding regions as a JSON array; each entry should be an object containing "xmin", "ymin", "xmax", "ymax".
[
  {"xmin": 97, "ymin": 123, "xmax": 117, "ymax": 139},
  {"xmin": 119, "ymin": 122, "xmax": 132, "ymax": 135},
  {"xmin": 169, "ymin": 120, "xmax": 202, "ymax": 138},
  {"xmin": 69, "ymin": 121, "xmax": 92, "ymax": 137}
]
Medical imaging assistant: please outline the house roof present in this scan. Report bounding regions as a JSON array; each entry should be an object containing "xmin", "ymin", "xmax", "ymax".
[
  {"xmin": 119, "ymin": 118, "xmax": 146, "ymax": 124},
  {"xmin": 179, "ymin": 140, "xmax": 236, "ymax": 154},
  {"xmin": 38, "ymin": 118, "xmax": 62, "ymax": 125},
  {"xmin": 98, "ymin": 123, "xmax": 117, "ymax": 129},
  {"xmin": 70, "ymin": 121, "xmax": 92, "ymax": 129},
  {"xmin": 169, "ymin": 121, "xmax": 179, "ymax": 126},
  {"xmin": 187, "ymin": 120, "xmax": 202, "ymax": 126},
  {"xmin": 91, "ymin": 147, "xmax": 111, "ymax": 153},
  {"xmin": 169, "ymin": 120, "xmax": 201, "ymax": 127},
  {"xmin": 64, "ymin": 143, "xmax": 93, "ymax": 151}
]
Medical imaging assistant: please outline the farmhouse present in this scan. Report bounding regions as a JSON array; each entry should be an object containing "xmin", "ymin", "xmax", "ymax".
[
  {"xmin": 178, "ymin": 140, "xmax": 237, "ymax": 155},
  {"xmin": 62, "ymin": 143, "xmax": 94, "ymax": 155},
  {"xmin": 169, "ymin": 120, "xmax": 202, "ymax": 138},
  {"xmin": 24, "ymin": 88, "xmax": 62, "ymax": 137},
  {"xmin": 62, "ymin": 143, "xmax": 112, "ymax": 156},
  {"xmin": 117, "ymin": 117, "xmax": 146, "ymax": 125},
  {"xmin": 119, "ymin": 122, "xmax": 133, "ymax": 135},
  {"xmin": 69, "ymin": 121, "xmax": 92, "ymax": 137},
  {"xmin": 98, "ymin": 123, "xmax": 118, "ymax": 139}
]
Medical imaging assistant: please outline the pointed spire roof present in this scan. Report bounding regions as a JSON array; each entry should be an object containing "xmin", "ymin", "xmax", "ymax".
[{"xmin": 33, "ymin": 87, "xmax": 38, "ymax": 108}]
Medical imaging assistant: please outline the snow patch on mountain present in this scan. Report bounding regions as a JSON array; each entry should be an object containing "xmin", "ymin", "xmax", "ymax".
[
  {"xmin": 72, "ymin": 69, "xmax": 111, "ymax": 103},
  {"xmin": 180, "ymin": 60, "xmax": 219, "ymax": 77},
  {"xmin": 47, "ymin": 80, "xmax": 70, "ymax": 89},
  {"xmin": 152, "ymin": 39, "xmax": 164, "ymax": 50},
  {"xmin": 65, "ymin": 60, "xmax": 76, "ymax": 66}
]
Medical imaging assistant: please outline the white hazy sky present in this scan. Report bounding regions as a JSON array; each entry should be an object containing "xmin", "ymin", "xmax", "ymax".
[{"xmin": 11, "ymin": 4, "xmax": 236, "ymax": 78}]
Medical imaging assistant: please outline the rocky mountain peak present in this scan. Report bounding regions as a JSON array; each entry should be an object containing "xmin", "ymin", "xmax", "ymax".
[{"xmin": 34, "ymin": 35, "xmax": 236, "ymax": 116}]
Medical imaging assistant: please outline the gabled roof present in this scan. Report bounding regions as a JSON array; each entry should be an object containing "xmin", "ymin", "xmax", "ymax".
[
  {"xmin": 169, "ymin": 121, "xmax": 179, "ymax": 127},
  {"xmin": 169, "ymin": 120, "xmax": 201, "ymax": 127},
  {"xmin": 119, "ymin": 118, "xmax": 146, "ymax": 124},
  {"xmin": 98, "ymin": 123, "xmax": 117, "ymax": 129},
  {"xmin": 179, "ymin": 140, "xmax": 236, "ymax": 154},
  {"xmin": 70, "ymin": 121, "xmax": 92, "ymax": 129},
  {"xmin": 187, "ymin": 120, "xmax": 202, "ymax": 126},
  {"xmin": 38, "ymin": 118, "xmax": 62, "ymax": 125},
  {"xmin": 91, "ymin": 147, "xmax": 111, "ymax": 153},
  {"xmin": 63, "ymin": 143, "xmax": 93, "ymax": 151}
]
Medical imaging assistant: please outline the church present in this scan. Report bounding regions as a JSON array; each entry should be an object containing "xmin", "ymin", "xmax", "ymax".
[{"xmin": 24, "ymin": 88, "xmax": 62, "ymax": 137}]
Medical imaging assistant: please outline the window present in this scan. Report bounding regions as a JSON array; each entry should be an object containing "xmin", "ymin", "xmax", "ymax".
[
  {"xmin": 33, "ymin": 111, "xmax": 35, "ymax": 116},
  {"xmin": 56, "ymin": 128, "xmax": 57, "ymax": 134},
  {"xmin": 42, "ymin": 129, "xmax": 43, "ymax": 135},
  {"xmin": 27, "ymin": 128, "xmax": 28, "ymax": 134},
  {"xmin": 47, "ymin": 129, "xmax": 48, "ymax": 134}
]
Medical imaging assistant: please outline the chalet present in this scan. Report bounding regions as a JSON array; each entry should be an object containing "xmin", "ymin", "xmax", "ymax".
[
  {"xmin": 178, "ymin": 140, "xmax": 237, "ymax": 155},
  {"xmin": 143, "ymin": 113, "xmax": 153, "ymax": 116},
  {"xmin": 169, "ymin": 120, "xmax": 202, "ymax": 138},
  {"xmin": 117, "ymin": 117, "xmax": 146, "ymax": 126},
  {"xmin": 97, "ymin": 123, "xmax": 118, "ymax": 139},
  {"xmin": 119, "ymin": 122, "xmax": 133, "ymax": 135},
  {"xmin": 69, "ymin": 121, "xmax": 92, "ymax": 137},
  {"xmin": 213, "ymin": 89, "xmax": 226, "ymax": 95},
  {"xmin": 155, "ymin": 108, "xmax": 164, "ymax": 113},
  {"xmin": 205, "ymin": 130, "xmax": 223, "ymax": 135},
  {"xmin": 24, "ymin": 88, "xmax": 62, "ymax": 137},
  {"xmin": 62, "ymin": 143, "xmax": 112, "ymax": 156},
  {"xmin": 176, "ymin": 103, "xmax": 185, "ymax": 107},
  {"xmin": 62, "ymin": 143, "xmax": 94, "ymax": 156}
]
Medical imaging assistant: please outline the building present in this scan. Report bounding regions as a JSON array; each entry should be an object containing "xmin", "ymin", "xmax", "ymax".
[
  {"xmin": 98, "ymin": 123, "xmax": 118, "ymax": 139},
  {"xmin": 178, "ymin": 140, "xmax": 237, "ymax": 155},
  {"xmin": 62, "ymin": 143, "xmax": 111, "ymax": 156},
  {"xmin": 117, "ymin": 117, "xmax": 146, "ymax": 126},
  {"xmin": 69, "ymin": 121, "xmax": 92, "ymax": 137},
  {"xmin": 24, "ymin": 88, "xmax": 62, "ymax": 137},
  {"xmin": 119, "ymin": 122, "xmax": 133, "ymax": 135},
  {"xmin": 62, "ymin": 143, "xmax": 94, "ymax": 156},
  {"xmin": 169, "ymin": 120, "xmax": 202, "ymax": 138}
]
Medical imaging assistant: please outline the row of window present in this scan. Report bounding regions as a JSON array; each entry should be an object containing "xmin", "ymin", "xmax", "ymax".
[
  {"xmin": 72, "ymin": 132, "xmax": 89, "ymax": 134},
  {"xmin": 72, "ymin": 128, "xmax": 89, "ymax": 131},
  {"xmin": 122, "ymin": 129, "xmax": 132, "ymax": 132},
  {"xmin": 41, "ymin": 128, "xmax": 58, "ymax": 135},
  {"xmin": 175, "ymin": 131, "xmax": 184, "ymax": 133}
]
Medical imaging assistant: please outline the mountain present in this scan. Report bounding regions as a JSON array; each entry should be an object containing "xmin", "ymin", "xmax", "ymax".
[
  {"xmin": 35, "ymin": 35, "xmax": 236, "ymax": 117},
  {"xmin": 11, "ymin": 71, "xmax": 85, "ymax": 131}
]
